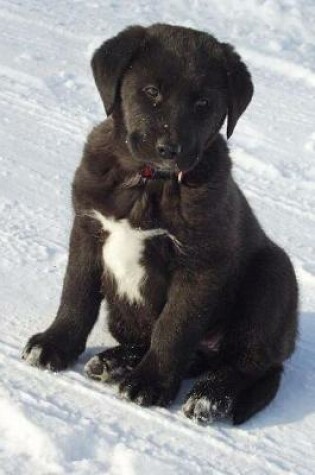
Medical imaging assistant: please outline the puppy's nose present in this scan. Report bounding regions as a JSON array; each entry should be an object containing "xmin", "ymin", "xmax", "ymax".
[{"xmin": 156, "ymin": 142, "xmax": 182, "ymax": 159}]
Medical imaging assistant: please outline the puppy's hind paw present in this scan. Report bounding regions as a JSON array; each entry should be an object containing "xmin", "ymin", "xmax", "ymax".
[{"xmin": 183, "ymin": 392, "xmax": 232, "ymax": 424}]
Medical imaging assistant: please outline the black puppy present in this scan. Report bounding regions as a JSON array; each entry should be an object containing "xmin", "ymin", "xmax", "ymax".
[{"xmin": 23, "ymin": 24, "xmax": 298, "ymax": 425}]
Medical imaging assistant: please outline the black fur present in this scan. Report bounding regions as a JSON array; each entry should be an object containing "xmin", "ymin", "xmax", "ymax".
[{"xmin": 23, "ymin": 24, "xmax": 298, "ymax": 424}]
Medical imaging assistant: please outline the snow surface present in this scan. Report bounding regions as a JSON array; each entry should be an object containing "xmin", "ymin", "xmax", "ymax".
[{"xmin": 0, "ymin": 1, "xmax": 315, "ymax": 474}]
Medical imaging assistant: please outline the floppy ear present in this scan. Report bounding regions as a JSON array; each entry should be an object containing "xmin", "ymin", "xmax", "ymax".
[
  {"xmin": 221, "ymin": 43, "xmax": 254, "ymax": 139},
  {"xmin": 91, "ymin": 26, "xmax": 146, "ymax": 115}
]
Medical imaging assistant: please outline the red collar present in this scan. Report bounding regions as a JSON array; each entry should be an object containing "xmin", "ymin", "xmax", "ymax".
[{"xmin": 140, "ymin": 165, "xmax": 184, "ymax": 183}]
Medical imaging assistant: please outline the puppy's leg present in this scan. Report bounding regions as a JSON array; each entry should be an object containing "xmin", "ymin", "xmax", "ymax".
[
  {"xmin": 119, "ymin": 268, "xmax": 228, "ymax": 407},
  {"xmin": 233, "ymin": 366, "xmax": 283, "ymax": 425},
  {"xmin": 22, "ymin": 217, "xmax": 103, "ymax": 371},
  {"xmin": 184, "ymin": 245, "xmax": 297, "ymax": 424},
  {"xmin": 183, "ymin": 365, "xmax": 248, "ymax": 423},
  {"xmin": 183, "ymin": 365, "xmax": 283, "ymax": 424},
  {"xmin": 185, "ymin": 350, "xmax": 213, "ymax": 378},
  {"xmin": 85, "ymin": 345, "xmax": 146, "ymax": 383}
]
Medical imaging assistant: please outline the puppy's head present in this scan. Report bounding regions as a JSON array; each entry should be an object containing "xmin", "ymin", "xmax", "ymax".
[{"xmin": 91, "ymin": 24, "xmax": 253, "ymax": 173}]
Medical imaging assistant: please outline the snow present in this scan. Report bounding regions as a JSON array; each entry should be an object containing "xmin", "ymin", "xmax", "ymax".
[{"xmin": 0, "ymin": 0, "xmax": 314, "ymax": 473}]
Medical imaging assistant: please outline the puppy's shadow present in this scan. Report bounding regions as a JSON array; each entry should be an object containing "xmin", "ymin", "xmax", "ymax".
[{"xmin": 76, "ymin": 311, "xmax": 315, "ymax": 429}]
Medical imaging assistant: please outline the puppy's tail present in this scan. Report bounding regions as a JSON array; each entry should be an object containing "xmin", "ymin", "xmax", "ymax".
[{"xmin": 233, "ymin": 365, "xmax": 283, "ymax": 425}]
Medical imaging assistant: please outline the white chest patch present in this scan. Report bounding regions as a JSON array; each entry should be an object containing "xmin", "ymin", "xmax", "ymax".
[{"xmin": 92, "ymin": 210, "xmax": 177, "ymax": 305}]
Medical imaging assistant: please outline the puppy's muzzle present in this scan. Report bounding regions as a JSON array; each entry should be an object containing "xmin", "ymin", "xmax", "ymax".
[{"xmin": 156, "ymin": 141, "xmax": 182, "ymax": 160}]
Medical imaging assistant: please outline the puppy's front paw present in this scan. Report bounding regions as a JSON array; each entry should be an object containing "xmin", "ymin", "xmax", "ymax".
[
  {"xmin": 119, "ymin": 366, "xmax": 179, "ymax": 407},
  {"xmin": 85, "ymin": 345, "xmax": 145, "ymax": 383},
  {"xmin": 22, "ymin": 332, "xmax": 80, "ymax": 371},
  {"xmin": 183, "ymin": 382, "xmax": 233, "ymax": 424}
]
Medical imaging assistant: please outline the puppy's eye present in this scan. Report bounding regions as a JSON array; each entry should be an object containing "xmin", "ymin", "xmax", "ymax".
[
  {"xmin": 195, "ymin": 98, "xmax": 210, "ymax": 111},
  {"xmin": 143, "ymin": 86, "xmax": 159, "ymax": 98}
]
